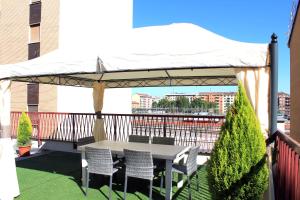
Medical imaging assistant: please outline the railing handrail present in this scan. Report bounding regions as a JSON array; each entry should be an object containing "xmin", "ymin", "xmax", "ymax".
[
  {"xmin": 11, "ymin": 111, "xmax": 225, "ymax": 119},
  {"xmin": 11, "ymin": 111, "xmax": 95, "ymax": 116},
  {"xmin": 271, "ymin": 130, "xmax": 300, "ymax": 155}
]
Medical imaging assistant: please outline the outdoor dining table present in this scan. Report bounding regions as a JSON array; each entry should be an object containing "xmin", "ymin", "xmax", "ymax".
[{"xmin": 78, "ymin": 140, "xmax": 190, "ymax": 200}]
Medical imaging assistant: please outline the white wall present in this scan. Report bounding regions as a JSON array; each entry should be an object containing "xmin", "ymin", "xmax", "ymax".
[
  {"xmin": 57, "ymin": 86, "xmax": 132, "ymax": 114},
  {"xmin": 57, "ymin": 86, "xmax": 94, "ymax": 113},
  {"xmin": 102, "ymin": 88, "xmax": 132, "ymax": 114},
  {"xmin": 57, "ymin": 0, "xmax": 133, "ymax": 114},
  {"xmin": 59, "ymin": 0, "xmax": 133, "ymax": 48}
]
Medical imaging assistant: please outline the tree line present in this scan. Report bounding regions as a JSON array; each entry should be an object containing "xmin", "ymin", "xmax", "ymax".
[{"xmin": 152, "ymin": 96, "xmax": 217, "ymax": 112}]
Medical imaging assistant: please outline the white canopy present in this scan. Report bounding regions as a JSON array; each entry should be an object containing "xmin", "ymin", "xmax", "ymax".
[
  {"xmin": 0, "ymin": 23, "xmax": 272, "ymax": 199},
  {"xmin": 0, "ymin": 23, "xmax": 269, "ymax": 88}
]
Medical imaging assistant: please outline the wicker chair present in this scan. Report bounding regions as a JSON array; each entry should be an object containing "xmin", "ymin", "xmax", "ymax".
[
  {"xmin": 128, "ymin": 135, "xmax": 150, "ymax": 143},
  {"xmin": 172, "ymin": 146, "xmax": 200, "ymax": 200},
  {"xmin": 152, "ymin": 136, "xmax": 175, "ymax": 192},
  {"xmin": 152, "ymin": 136, "xmax": 175, "ymax": 145},
  {"xmin": 85, "ymin": 147, "xmax": 119, "ymax": 200},
  {"xmin": 123, "ymin": 149, "xmax": 154, "ymax": 200}
]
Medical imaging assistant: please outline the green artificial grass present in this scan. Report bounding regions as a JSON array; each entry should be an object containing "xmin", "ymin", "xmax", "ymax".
[{"xmin": 15, "ymin": 151, "xmax": 213, "ymax": 200}]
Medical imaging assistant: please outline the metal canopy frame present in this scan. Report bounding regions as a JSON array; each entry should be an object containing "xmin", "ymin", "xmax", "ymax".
[{"xmin": 10, "ymin": 75, "xmax": 237, "ymax": 88}]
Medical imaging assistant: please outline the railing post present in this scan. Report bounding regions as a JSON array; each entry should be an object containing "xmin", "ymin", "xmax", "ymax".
[
  {"xmin": 270, "ymin": 33, "xmax": 278, "ymax": 135},
  {"xmin": 72, "ymin": 114, "xmax": 76, "ymax": 149},
  {"xmin": 37, "ymin": 112, "xmax": 41, "ymax": 147},
  {"xmin": 163, "ymin": 116, "xmax": 167, "ymax": 137},
  {"xmin": 113, "ymin": 115, "xmax": 117, "ymax": 141}
]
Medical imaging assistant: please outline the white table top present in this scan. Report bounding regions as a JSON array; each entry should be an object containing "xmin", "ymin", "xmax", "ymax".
[{"xmin": 78, "ymin": 140, "xmax": 189, "ymax": 160}]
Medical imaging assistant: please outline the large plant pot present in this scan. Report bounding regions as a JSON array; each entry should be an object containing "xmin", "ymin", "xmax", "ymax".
[{"xmin": 18, "ymin": 145, "xmax": 31, "ymax": 157}]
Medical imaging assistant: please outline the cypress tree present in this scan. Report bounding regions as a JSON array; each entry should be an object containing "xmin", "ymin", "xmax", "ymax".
[
  {"xmin": 17, "ymin": 112, "xmax": 32, "ymax": 146},
  {"xmin": 208, "ymin": 83, "xmax": 268, "ymax": 199}
]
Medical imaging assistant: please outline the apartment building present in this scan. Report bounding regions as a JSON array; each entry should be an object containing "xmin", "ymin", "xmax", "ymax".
[
  {"xmin": 197, "ymin": 92, "xmax": 222, "ymax": 113},
  {"xmin": 0, "ymin": 0, "xmax": 133, "ymax": 114},
  {"xmin": 196, "ymin": 92, "xmax": 235, "ymax": 113},
  {"xmin": 165, "ymin": 93, "xmax": 196, "ymax": 102},
  {"xmin": 132, "ymin": 93, "xmax": 153, "ymax": 109},
  {"xmin": 278, "ymin": 92, "xmax": 290, "ymax": 118},
  {"xmin": 222, "ymin": 93, "xmax": 236, "ymax": 113}
]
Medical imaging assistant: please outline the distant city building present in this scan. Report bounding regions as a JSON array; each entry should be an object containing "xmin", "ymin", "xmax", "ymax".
[
  {"xmin": 197, "ymin": 92, "xmax": 236, "ymax": 114},
  {"xmin": 165, "ymin": 93, "xmax": 196, "ymax": 102},
  {"xmin": 131, "ymin": 101, "xmax": 140, "ymax": 109},
  {"xmin": 278, "ymin": 92, "xmax": 290, "ymax": 118},
  {"xmin": 132, "ymin": 93, "xmax": 153, "ymax": 109},
  {"xmin": 132, "ymin": 91, "xmax": 291, "ymax": 120},
  {"xmin": 152, "ymin": 96, "xmax": 161, "ymax": 103},
  {"xmin": 131, "ymin": 94, "xmax": 141, "ymax": 108},
  {"xmin": 222, "ymin": 93, "xmax": 236, "ymax": 113}
]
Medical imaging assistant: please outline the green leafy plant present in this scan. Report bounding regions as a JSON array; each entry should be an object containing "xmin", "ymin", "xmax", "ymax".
[
  {"xmin": 17, "ymin": 112, "xmax": 32, "ymax": 147},
  {"xmin": 208, "ymin": 83, "xmax": 268, "ymax": 200}
]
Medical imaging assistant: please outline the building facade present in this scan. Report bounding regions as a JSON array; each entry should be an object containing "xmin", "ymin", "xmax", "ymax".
[
  {"xmin": 288, "ymin": 0, "xmax": 300, "ymax": 141},
  {"xmin": 278, "ymin": 92, "xmax": 290, "ymax": 118},
  {"xmin": 222, "ymin": 93, "xmax": 236, "ymax": 113},
  {"xmin": 0, "ymin": 0, "xmax": 133, "ymax": 114},
  {"xmin": 165, "ymin": 93, "xmax": 196, "ymax": 102},
  {"xmin": 196, "ymin": 92, "xmax": 235, "ymax": 114},
  {"xmin": 0, "ymin": 0, "xmax": 59, "ymax": 112},
  {"xmin": 132, "ymin": 93, "xmax": 153, "ymax": 109},
  {"xmin": 197, "ymin": 92, "xmax": 222, "ymax": 113}
]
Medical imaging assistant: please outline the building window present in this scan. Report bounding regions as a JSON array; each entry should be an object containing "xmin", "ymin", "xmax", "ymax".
[
  {"xmin": 30, "ymin": 25, "xmax": 40, "ymax": 43},
  {"xmin": 28, "ymin": 105, "xmax": 38, "ymax": 112},
  {"xmin": 28, "ymin": 42, "xmax": 40, "ymax": 59},
  {"xmin": 30, "ymin": 0, "xmax": 41, "ymax": 3},
  {"xmin": 27, "ymin": 83, "xmax": 39, "ymax": 105},
  {"xmin": 29, "ymin": 2, "xmax": 41, "ymax": 25}
]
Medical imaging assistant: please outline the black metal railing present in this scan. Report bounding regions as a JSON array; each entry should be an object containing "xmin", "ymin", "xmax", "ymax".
[
  {"xmin": 267, "ymin": 130, "xmax": 300, "ymax": 200},
  {"xmin": 11, "ymin": 112, "xmax": 225, "ymax": 152}
]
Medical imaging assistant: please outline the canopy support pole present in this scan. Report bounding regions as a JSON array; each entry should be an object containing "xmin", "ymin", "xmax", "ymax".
[{"xmin": 270, "ymin": 33, "xmax": 278, "ymax": 135}]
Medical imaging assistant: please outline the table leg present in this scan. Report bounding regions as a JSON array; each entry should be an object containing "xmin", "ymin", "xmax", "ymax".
[
  {"xmin": 177, "ymin": 157, "xmax": 184, "ymax": 188},
  {"xmin": 81, "ymin": 151, "xmax": 87, "ymax": 187},
  {"xmin": 165, "ymin": 159, "xmax": 172, "ymax": 200}
]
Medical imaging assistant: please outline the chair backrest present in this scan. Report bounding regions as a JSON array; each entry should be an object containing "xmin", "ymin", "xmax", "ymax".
[
  {"xmin": 85, "ymin": 147, "xmax": 114, "ymax": 175},
  {"xmin": 124, "ymin": 149, "xmax": 153, "ymax": 180},
  {"xmin": 77, "ymin": 136, "xmax": 95, "ymax": 146},
  {"xmin": 128, "ymin": 135, "xmax": 150, "ymax": 143},
  {"xmin": 186, "ymin": 146, "xmax": 200, "ymax": 176},
  {"xmin": 152, "ymin": 136, "xmax": 175, "ymax": 145}
]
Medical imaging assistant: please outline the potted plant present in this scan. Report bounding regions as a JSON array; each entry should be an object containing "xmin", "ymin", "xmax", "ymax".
[{"xmin": 17, "ymin": 112, "xmax": 33, "ymax": 157}]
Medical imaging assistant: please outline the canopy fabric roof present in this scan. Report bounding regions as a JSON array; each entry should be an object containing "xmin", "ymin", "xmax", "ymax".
[{"xmin": 0, "ymin": 23, "xmax": 270, "ymax": 88}]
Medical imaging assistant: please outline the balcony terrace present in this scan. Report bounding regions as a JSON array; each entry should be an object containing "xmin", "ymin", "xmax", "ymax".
[{"xmin": 15, "ymin": 151, "xmax": 211, "ymax": 200}]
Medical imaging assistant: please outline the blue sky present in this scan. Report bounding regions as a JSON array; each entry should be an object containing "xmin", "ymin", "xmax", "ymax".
[{"xmin": 132, "ymin": 0, "xmax": 292, "ymax": 97}]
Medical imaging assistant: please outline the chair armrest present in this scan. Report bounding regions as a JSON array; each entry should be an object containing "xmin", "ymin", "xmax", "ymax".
[
  {"xmin": 174, "ymin": 154, "xmax": 187, "ymax": 164},
  {"xmin": 113, "ymin": 159, "xmax": 120, "ymax": 165}
]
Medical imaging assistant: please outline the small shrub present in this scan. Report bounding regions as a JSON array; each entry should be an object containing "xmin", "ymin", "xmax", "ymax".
[
  {"xmin": 208, "ymin": 83, "xmax": 268, "ymax": 200},
  {"xmin": 17, "ymin": 112, "xmax": 32, "ymax": 146}
]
